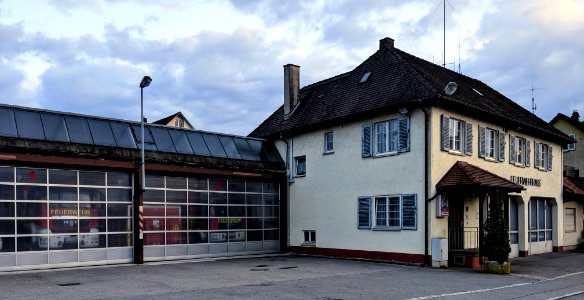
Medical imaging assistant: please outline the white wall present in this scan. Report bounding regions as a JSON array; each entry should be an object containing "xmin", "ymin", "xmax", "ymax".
[{"xmin": 281, "ymin": 109, "xmax": 426, "ymax": 255}]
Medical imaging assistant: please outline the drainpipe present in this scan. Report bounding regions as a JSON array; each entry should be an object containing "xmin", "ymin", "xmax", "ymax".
[
  {"xmin": 419, "ymin": 105, "xmax": 431, "ymax": 266},
  {"xmin": 279, "ymin": 133, "xmax": 292, "ymax": 252}
]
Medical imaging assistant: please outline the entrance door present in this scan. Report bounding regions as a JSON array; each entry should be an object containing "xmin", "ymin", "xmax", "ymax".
[
  {"xmin": 529, "ymin": 198, "xmax": 553, "ymax": 254},
  {"xmin": 448, "ymin": 197, "xmax": 465, "ymax": 253}
]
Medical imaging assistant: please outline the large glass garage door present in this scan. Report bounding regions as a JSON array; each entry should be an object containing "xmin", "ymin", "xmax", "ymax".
[
  {"xmin": 0, "ymin": 166, "xmax": 133, "ymax": 270},
  {"xmin": 143, "ymin": 175, "xmax": 279, "ymax": 260}
]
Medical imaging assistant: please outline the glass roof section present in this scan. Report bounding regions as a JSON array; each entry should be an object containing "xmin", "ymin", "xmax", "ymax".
[{"xmin": 0, "ymin": 104, "xmax": 282, "ymax": 164}]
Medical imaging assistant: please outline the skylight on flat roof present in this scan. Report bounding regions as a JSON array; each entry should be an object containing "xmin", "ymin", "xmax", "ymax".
[{"xmin": 360, "ymin": 71, "xmax": 371, "ymax": 83}]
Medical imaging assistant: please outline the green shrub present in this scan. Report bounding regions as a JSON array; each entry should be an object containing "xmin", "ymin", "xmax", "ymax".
[{"xmin": 484, "ymin": 190, "xmax": 511, "ymax": 264}]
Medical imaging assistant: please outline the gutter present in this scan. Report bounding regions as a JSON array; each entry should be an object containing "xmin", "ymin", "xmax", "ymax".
[{"xmin": 419, "ymin": 104, "xmax": 431, "ymax": 267}]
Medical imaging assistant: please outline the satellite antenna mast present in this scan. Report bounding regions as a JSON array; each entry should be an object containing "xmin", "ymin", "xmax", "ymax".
[
  {"xmin": 530, "ymin": 73, "xmax": 543, "ymax": 114},
  {"xmin": 443, "ymin": 0, "xmax": 446, "ymax": 68}
]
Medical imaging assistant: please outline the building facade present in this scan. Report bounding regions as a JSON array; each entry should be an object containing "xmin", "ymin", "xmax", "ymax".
[
  {"xmin": 251, "ymin": 37, "xmax": 571, "ymax": 266},
  {"xmin": 0, "ymin": 104, "xmax": 286, "ymax": 271}
]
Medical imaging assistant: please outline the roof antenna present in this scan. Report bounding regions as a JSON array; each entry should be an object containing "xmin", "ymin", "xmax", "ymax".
[
  {"xmin": 432, "ymin": 0, "xmax": 455, "ymax": 68},
  {"xmin": 529, "ymin": 73, "xmax": 543, "ymax": 115},
  {"xmin": 458, "ymin": 26, "xmax": 461, "ymax": 74}
]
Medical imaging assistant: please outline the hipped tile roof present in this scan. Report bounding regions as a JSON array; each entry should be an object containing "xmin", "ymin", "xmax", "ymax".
[
  {"xmin": 250, "ymin": 38, "xmax": 571, "ymax": 146},
  {"xmin": 436, "ymin": 161, "xmax": 525, "ymax": 192}
]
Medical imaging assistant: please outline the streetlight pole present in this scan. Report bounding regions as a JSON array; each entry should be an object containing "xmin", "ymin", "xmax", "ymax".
[{"xmin": 137, "ymin": 76, "xmax": 151, "ymax": 264}]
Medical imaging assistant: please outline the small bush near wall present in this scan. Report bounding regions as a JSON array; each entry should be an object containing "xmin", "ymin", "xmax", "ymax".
[{"xmin": 484, "ymin": 190, "xmax": 511, "ymax": 265}]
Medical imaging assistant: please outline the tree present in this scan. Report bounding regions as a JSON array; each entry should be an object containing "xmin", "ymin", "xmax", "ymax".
[{"xmin": 484, "ymin": 190, "xmax": 511, "ymax": 264}]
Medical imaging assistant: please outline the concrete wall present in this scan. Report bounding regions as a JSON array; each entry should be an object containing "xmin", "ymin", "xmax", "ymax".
[
  {"xmin": 278, "ymin": 109, "xmax": 426, "ymax": 255},
  {"xmin": 429, "ymin": 107, "xmax": 564, "ymax": 256},
  {"xmin": 552, "ymin": 118, "xmax": 584, "ymax": 173}
]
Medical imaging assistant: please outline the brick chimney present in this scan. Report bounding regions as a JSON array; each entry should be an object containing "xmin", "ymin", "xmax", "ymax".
[
  {"xmin": 379, "ymin": 37, "xmax": 394, "ymax": 50},
  {"xmin": 571, "ymin": 110, "xmax": 580, "ymax": 122},
  {"xmin": 284, "ymin": 64, "xmax": 300, "ymax": 117}
]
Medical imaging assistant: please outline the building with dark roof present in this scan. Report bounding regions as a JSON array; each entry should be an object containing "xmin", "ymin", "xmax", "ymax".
[
  {"xmin": 153, "ymin": 111, "xmax": 195, "ymax": 129},
  {"xmin": 0, "ymin": 103, "xmax": 286, "ymax": 271},
  {"xmin": 550, "ymin": 110, "xmax": 584, "ymax": 249},
  {"xmin": 252, "ymin": 37, "xmax": 572, "ymax": 267}
]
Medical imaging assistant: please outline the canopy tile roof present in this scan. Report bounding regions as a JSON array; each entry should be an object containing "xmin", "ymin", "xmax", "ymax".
[
  {"xmin": 436, "ymin": 161, "xmax": 525, "ymax": 193},
  {"xmin": 564, "ymin": 176, "xmax": 584, "ymax": 196}
]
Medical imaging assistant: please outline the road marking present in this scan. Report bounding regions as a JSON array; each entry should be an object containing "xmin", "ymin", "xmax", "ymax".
[
  {"xmin": 547, "ymin": 290, "xmax": 584, "ymax": 300},
  {"xmin": 405, "ymin": 271, "xmax": 584, "ymax": 300}
]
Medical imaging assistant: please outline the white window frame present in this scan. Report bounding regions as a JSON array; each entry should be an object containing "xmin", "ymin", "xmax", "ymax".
[
  {"xmin": 515, "ymin": 136, "xmax": 525, "ymax": 165},
  {"xmin": 294, "ymin": 156, "xmax": 306, "ymax": 177},
  {"xmin": 375, "ymin": 196, "xmax": 401, "ymax": 229},
  {"xmin": 538, "ymin": 143, "xmax": 547, "ymax": 170},
  {"xmin": 324, "ymin": 131, "xmax": 334, "ymax": 153},
  {"xmin": 302, "ymin": 230, "xmax": 316, "ymax": 245},
  {"xmin": 485, "ymin": 128, "xmax": 496, "ymax": 159},
  {"xmin": 565, "ymin": 133, "xmax": 576, "ymax": 151},
  {"xmin": 375, "ymin": 119, "xmax": 398, "ymax": 155},
  {"xmin": 529, "ymin": 199, "xmax": 552, "ymax": 242},
  {"xmin": 449, "ymin": 118, "xmax": 463, "ymax": 152}
]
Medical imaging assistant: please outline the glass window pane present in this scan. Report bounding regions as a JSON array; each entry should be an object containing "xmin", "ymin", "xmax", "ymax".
[
  {"xmin": 0, "ymin": 184, "xmax": 15, "ymax": 200},
  {"xmin": 16, "ymin": 186, "xmax": 47, "ymax": 201},
  {"xmin": 189, "ymin": 232, "xmax": 208, "ymax": 244},
  {"xmin": 246, "ymin": 194, "xmax": 262, "ymax": 205},
  {"xmin": 228, "ymin": 180, "xmax": 245, "ymax": 192},
  {"xmin": 132, "ymin": 125, "xmax": 155, "ymax": 143},
  {"xmin": 188, "ymin": 191, "xmax": 207, "ymax": 204},
  {"xmin": 145, "ymin": 175, "xmax": 164, "ymax": 188},
  {"xmin": 188, "ymin": 218, "xmax": 208, "ymax": 230},
  {"xmin": 209, "ymin": 206, "xmax": 227, "ymax": 217},
  {"xmin": 87, "ymin": 119, "xmax": 116, "ymax": 146},
  {"xmin": 208, "ymin": 231, "xmax": 227, "ymax": 243},
  {"xmin": 546, "ymin": 202, "xmax": 552, "ymax": 229},
  {"xmin": 108, "ymin": 204, "xmax": 132, "ymax": 217},
  {"xmin": 79, "ymin": 188, "xmax": 106, "ymax": 202},
  {"xmin": 0, "ymin": 166, "xmax": 14, "ymax": 182},
  {"xmin": 150, "ymin": 127, "xmax": 176, "ymax": 153},
  {"xmin": 228, "ymin": 193, "xmax": 245, "ymax": 204},
  {"xmin": 234, "ymin": 138, "xmax": 257, "ymax": 160},
  {"xmin": 247, "ymin": 139, "xmax": 264, "ymax": 161},
  {"xmin": 166, "ymin": 191, "xmax": 187, "ymax": 203},
  {"xmin": 186, "ymin": 132, "xmax": 211, "ymax": 156},
  {"xmin": 15, "ymin": 110, "xmax": 45, "ymax": 140},
  {"xmin": 143, "ymin": 205, "xmax": 165, "ymax": 217},
  {"xmin": 263, "ymin": 182, "xmax": 278, "ymax": 194},
  {"xmin": 16, "ymin": 202, "xmax": 45, "ymax": 217},
  {"xmin": 108, "ymin": 219, "xmax": 132, "ymax": 232},
  {"xmin": 108, "ymin": 233, "xmax": 132, "ymax": 247},
  {"xmin": 202, "ymin": 134, "xmax": 227, "ymax": 158},
  {"xmin": 229, "ymin": 231, "xmax": 246, "ymax": 242},
  {"xmin": 144, "ymin": 233, "xmax": 165, "ymax": 245},
  {"xmin": 264, "ymin": 229, "xmax": 278, "ymax": 241},
  {"xmin": 209, "ymin": 218, "xmax": 228, "ymax": 230},
  {"xmin": 166, "ymin": 177, "xmax": 187, "ymax": 190},
  {"xmin": 108, "ymin": 172, "xmax": 131, "ymax": 187},
  {"xmin": 0, "ymin": 202, "xmax": 14, "ymax": 217},
  {"xmin": 49, "ymin": 187, "xmax": 77, "ymax": 201},
  {"xmin": 264, "ymin": 194, "xmax": 278, "ymax": 205},
  {"xmin": 228, "ymin": 206, "xmax": 245, "ymax": 217},
  {"xmin": 107, "ymin": 188, "xmax": 132, "ymax": 202},
  {"xmin": 264, "ymin": 206, "xmax": 279, "ymax": 217},
  {"xmin": 509, "ymin": 199, "xmax": 518, "ymax": 231},
  {"xmin": 41, "ymin": 113, "xmax": 69, "ymax": 142},
  {"xmin": 16, "ymin": 168, "xmax": 47, "ymax": 184},
  {"xmin": 209, "ymin": 179, "xmax": 227, "ymax": 191},
  {"xmin": 79, "ymin": 171, "xmax": 105, "ymax": 186},
  {"xmin": 247, "ymin": 230, "xmax": 262, "ymax": 241},
  {"xmin": 49, "ymin": 169, "xmax": 77, "ymax": 185},
  {"xmin": 530, "ymin": 201, "xmax": 537, "ymax": 230},
  {"xmin": 263, "ymin": 142, "xmax": 282, "ymax": 162},
  {"xmin": 110, "ymin": 122, "xmax": 137, "ymax": 149},
  {"xmin": 538, "ymin": 200, "xmax": 545, "ymax": 229},
  {"xmin": 144, "ymin": 190, "xmax": 164, "ymax": 202},
  {"xmin": 246, "ymin": 206, "xmax": 263, "ymax": 217},
  {"xmin": 79, "ymin": 218, "xmax": 106, "ymax": 232},
  {"xmin": 18, "ymin": 236, "xmax": 47, "ymax": 251},
  {"xmin": 0, "ymin": 220, "xmax": 15, "ymax": 234},
  {"xmin": 247, "ymin": 218, "xmax": 262, "ymax": 229},
  {"xmin": 169, "ymin": 130, "xmax": 194, "ymax": 154},
  {"xmin": 65, "ymin": 116, "xmax": 94, "ymax": 144},
  {"xmin": 0, "ymin": 237, "xmax": 15, "ymax": 252},
  {"xmin": 0, "ymin": 107, "xmax": 17, "ymax": 137},
  {"xmin": 188, "ymin": 205, "xmax": 208, "ymax": 217},
  {"xmin": 166, "ymin": 232, "xmax": 187, "ymax": 245},
  {"xmin": 189, "ymin": 178, "xmax": 207, "ymax": 191},
  {"xmin": 246, "ymin": 181, "xmax": 262, "ymax": 193},
  {"xmin": 218, "ymin": 136, "xmax": 242, "ymax": 159},
  {"xmin": 209, "ymin": 192, "xmax": 227, "ymax": 204}
]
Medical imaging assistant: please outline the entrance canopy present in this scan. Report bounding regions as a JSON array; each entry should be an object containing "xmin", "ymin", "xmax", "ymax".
[
  {"xmin": 564, "ymin": 176, "xmax": 584, "ymax": 201},
  {"xmin": 436, "ymin": 161, "xmax": 525, "ymax": 193}
]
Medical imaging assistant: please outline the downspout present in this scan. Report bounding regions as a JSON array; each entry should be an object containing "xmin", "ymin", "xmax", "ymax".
[
  {"xmin": 419, "ymin": 105, "xmax": 431, "ymax": 266},
  {"xmin": 279, "ymin": 133, "xmax": 292, "ymax": 252}
]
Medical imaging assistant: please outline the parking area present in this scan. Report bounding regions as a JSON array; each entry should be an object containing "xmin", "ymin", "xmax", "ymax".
[{"xmin": 0, "ymin": 251, "xmax": 583, "ymax": 299}]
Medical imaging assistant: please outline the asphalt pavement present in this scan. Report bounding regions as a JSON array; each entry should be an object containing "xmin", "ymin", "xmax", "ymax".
[{"xmin": 0, "ymin": 250, "xmax": 583, "ymax": 300}]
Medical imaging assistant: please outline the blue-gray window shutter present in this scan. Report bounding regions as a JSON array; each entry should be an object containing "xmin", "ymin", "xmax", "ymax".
[
  {"xmin": 478, "ymin": 126, "xmax": 486, "ymax": 158},
  {"xmin": 401, "ymin": 194, "xmax": 417, "ymax": 230},
  {"xmin": 465, "ymin": 122, "xmax": 473, "ymax": 155},
  {"xmin": 441, "ymin": 115, "xmax": 450, "ymax": 151},
  {"xmin": 498, "ymin": 132, "xmax": 506, "ymax": 162},
  {"xmin": 509, "ymin": 136, "xmax": 516, "ymax": 164},
  {"xmin": 398, "ymin": 115, "xmax": 410, "ymax": 153},
  {"xmin": 547, "ymin": 146, "xmax": 553, "ymax": 171},
  {"xmin": 362, "ymin": 123, "xmax": 373, "ymax": 157},
  {"xmin": 525, "ymin": 140, "xmax": 531, "ymax": 167},
  {"xmin": 534, "ymin": 142, "xmax": 540, "ymax": 168},
  {"xmin": 358, "ymin": 197, "xmax": 372, "ymax": 229}
]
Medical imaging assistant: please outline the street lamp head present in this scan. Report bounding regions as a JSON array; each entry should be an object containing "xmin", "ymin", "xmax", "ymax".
[{"xmin": 139, "ymin": 76, "xmax": 152, "ymax": 88}]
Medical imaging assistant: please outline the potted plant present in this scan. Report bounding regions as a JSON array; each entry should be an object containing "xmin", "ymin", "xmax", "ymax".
[{"xmin": 483, "ymin": 190, "xmax": 511, "ymax": 274}]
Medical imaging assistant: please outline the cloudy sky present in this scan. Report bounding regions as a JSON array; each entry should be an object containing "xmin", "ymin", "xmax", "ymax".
[{"xmin": 0, "ymin": 0, "xmax": 583, "ymax": 136}]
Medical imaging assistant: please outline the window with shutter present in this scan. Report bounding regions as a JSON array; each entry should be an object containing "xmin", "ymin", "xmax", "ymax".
[
  {"xmin": 547, "ymin": 146, "xmax": 553, "ymax": 171},
  {"xmin": 509, "ymin": 136, "xmax": 516, "ymax": 164},
  {"xmin": 362, "ymin": 123, "xmax": 372, "ymax": 157},
  {"xmin": 498, "ymin": 132, "xmax": 506, "ymax": 162},
  {"xmin": 525, "ymin": 140, "xmax": 531, "ymax": 167},
  {"xmin": 441, "ymin": 115, "xmax": 450, "ymax": 151},
  {"xmin": 401, "ymin": 194, "xmax": 417, "ymax": 230},
  {"xmin": 398, "ymin": 116, "xmax": 410, "ymax": 153},
  {"xmin": 479, "ymin": 126, "xmax": 486, "ymax": 158},
  {"xmin": 534, "ymin": 142, "xmax": 541, "ymax": 168},
  {"xmin": 465, "ymin": 122, "xmax": 473, "ymax": 155},
  {"xmin": 357, "ymin": 197, "xmax": 372, "ymax": 229}
]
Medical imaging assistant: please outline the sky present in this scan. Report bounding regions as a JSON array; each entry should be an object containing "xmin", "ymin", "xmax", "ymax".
[{"xmin": 0, "ymin": 0, "xmax": 583, "ymax": 136}]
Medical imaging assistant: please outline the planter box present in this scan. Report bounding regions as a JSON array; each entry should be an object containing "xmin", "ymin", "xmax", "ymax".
[{"xmin": 483, "ymin": 261, "xmax": 511, "ymax": 274}]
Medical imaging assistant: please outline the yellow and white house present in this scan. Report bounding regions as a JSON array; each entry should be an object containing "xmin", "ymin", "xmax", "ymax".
[{"xmin": 251, "ymin": 37, "xmax": 572, "ymax": 266}]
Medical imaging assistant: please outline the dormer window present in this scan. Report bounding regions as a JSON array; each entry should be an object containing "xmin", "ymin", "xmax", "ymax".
[{"xmin": 360, "ymin": 71, "xmax": 371, "ymax": 83}]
